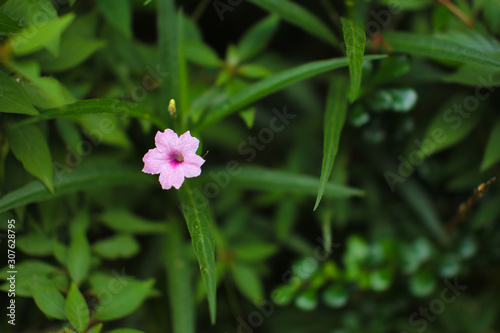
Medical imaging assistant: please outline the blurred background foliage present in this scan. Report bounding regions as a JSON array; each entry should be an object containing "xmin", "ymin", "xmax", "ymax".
[{"xmin": 0, "ymin": 0, "xmax": 500, "ymax": 332}]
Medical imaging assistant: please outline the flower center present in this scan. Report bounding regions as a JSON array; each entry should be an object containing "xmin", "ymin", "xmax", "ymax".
[{"xmin": 169, "ymin": 151, "xmax": 184, "ymax": 166}]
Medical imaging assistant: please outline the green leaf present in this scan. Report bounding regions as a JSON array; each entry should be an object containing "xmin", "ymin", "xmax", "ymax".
[
  {"xmin": 341, "ymin": 18, "xmax": 366, "ymax": 102},
  {"xmin": 65, "ymin": 283, "xmax": 89, "ymax": 332},
  {"xmin": 11, "ymin": 98, "xmax": 167, "ymax": 129},
  {"xmin": 314, "ymin": 77, "xmax": 349, "ymax": 211},
  {"xmin": 93, "ymin": 234, "xmax": 140, "ymax": 259},
  {"xmin": 480, "ymin": 121, "xmax": 500, "ymax": 171},
  {"xmin": 295, "ymin": 289, "xmax": 318, "ymax": 311},
  {"xmin": 0, "ymin": 165, "xmax": 154, "ymax": 213},
  {"xmin": 164, "ymin": 219, "xmax": 195, "ymax": 333},
  {"xmin": 0, "ymin": 71, "xmax": 39, "ymax": 115},
  {"xmin": 409, "ymin": 269, "xmax": 436, "ymax": 297},
  {"xmin": 10, "ymin": 60, "xmax": 76, "ymax": 109},
  {"xmin": 90, "ymin": 272, "xmax": 155, "ymax": 321},
  {"xmin": 178, "ymin": 182, "xmax": 217, "ymax": 324},
  {"xmin": 28, "ymin": 275, "xmax": 66, "ymax": 320},
  {"xmin": 184, "ymin": 39, "xmax": 221, "ymax": 68},
  {"xmin": 88, "ymin": 323, "xmax": 103, "ymax": 333},
  {"xmin": 422, "ymin": 94, "xmax": 482, "ymax": 156},
  {"xmin": 9, "ymin": 13, "xmax": 75, "ymax": 56},
  {"xmin": 97, "ymin": 0, "xmax": 132, "ymax": 37},
  {"xmin": 197, "ymin": 55, "xmax": 386, "ymax": 130},
  {"xmin": 0, "ymin": 260, "xmax": 59, "ymax": 297},
  {"xmin": 233, "ymin": 242, "xmax": 278, "ymax": 262},
  {"xmin": 224, "ymin": 166, "xmax": 365, "ymax": 198},
  {"xmin": 383, "ymin": 31, "xmax": 500, "ymax": 70},
  {"xmin": 368, "ymin": 88, "xmax": 418, "ymax": 113},
  {"xmin": 67, "ymin": 227, "xmax": 91, "ymax": 286},
  {"xmin": 247, "ymin": 0, "xmax": 337, "ymax": 45},
  {"xmin": 369, "ymin": 267, "xmax": 393, "ymax": 291},
  {"xmin": 107, "ymin": 330, "xmax": 145, "ymax": 333},
  {"xmin": 6, "ymin": 123, "xmax": 54, "ymax": 193},
  {"xmin": 17, "ymin": 233, "xmax": 52, "ymax": 256},
  {"xmin": 322, "ymin": 283, "xmax": 349, "ymax": 308},
  {"xmin": 237, "ymin": 15, "xmax": 280, "ymax": 63},
  {"xmin": 100, "ymin": 209, "xmax": 167, "ymax": 234},
  {"xmin": 232, "ymin": 264, "xmax": 264, "ymax": 303},
  {"xmin": 0, "ymin": 11, "xmax": 20, "ymax": 35}
]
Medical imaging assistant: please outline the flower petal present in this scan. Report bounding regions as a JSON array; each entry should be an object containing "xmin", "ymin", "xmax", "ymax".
[
  {"xmin": 159, "ymin": 165, "xmax": 185, "ymax": 190},
  {"xmin": 155, "ymin": 129, "xmax": 178, "ymax": 153},
  {"xmin": 142, "ymin": 148, "xmax": 166, "ymax": 174},
  {"xmin": 178, "ymin": 131, "xmax": 200, "ymax": 154}
]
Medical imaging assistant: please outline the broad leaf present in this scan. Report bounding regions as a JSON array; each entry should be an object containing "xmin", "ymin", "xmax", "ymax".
[
  {"xmin": 100, "ymin": 209, "xmax": 166, "ymax": 234},
  {"xmin": 65, "ymin": 283, "xmax": 89, "ymax": 332},
  {"xmin": 178, "ymin": 182, "xmax": 217, "ymax": 324},
  {"xmin": 93, "ymin": 234, "xmax": 140, "ymax": 259},
  {"xmin": 341, "ymin": 18, "xmax": 366, "ymax": 102},
  {"xmin": 67, "ymin": 226, "xmax": 91, "ymax": 286},
  {"xmin": 0, "ymin": 11, "xmax": 20, "ymax": 35},
  {"xmin": 10, "ymin": 13, "xmax": 75, "ymax": 56},
  {"xmin": 28, "ymin": 275, "xmax": 66, "ymax": 320},
  {"xmin": 232, "ymin": 264, "xmax": 264, "ymax": 303},
  {"xmin": 6, "ymin": 123, "xmax": 54, "ymax": 192},
  {"xmin": 314, "ymin": 77, "xmax": 349, "ymax": 211},
  {"xmin": 90, "ymin": 272, "xmax": 155, "ymax": 321},
  {"xmin": 0, "ymin": 71, "xmax": 39, "ymax": 115},
  {"xmin": 185, "ymin": 40, "xmax": 221, "ymax": 68}
]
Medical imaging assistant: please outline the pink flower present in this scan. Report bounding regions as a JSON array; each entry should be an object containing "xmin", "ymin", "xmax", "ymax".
[{"xmin": 142, "ymin": 129, "xmax": 205, "ymax": 190}]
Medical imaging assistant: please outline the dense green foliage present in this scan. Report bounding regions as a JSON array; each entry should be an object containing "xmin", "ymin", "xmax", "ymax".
[{"xmin": 1, "ymin": 0, "xmax": 500, "ymax": 332}]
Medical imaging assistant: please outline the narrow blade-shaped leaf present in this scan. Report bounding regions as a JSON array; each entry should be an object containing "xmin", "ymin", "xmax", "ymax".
[
  {"xmin": 314, "ymin": 77, "xmax": 349, "ymax": 211},
  {"xmin": 248, "ymin": 0, "xmax": 337, "ymax": 45},
  {"xmin": 237, "ymin": 15, "xmax": 280, "ymax": 63},
  {"xmin": 384, "ymin": 31, "xmax": 500, "ymax": 70},
  {"xmin": 197, "ymin": 55, "xmax": 386, "ymax": 130},
  {"xmin": 12, "ymin": 98, "xmax": 167, "ymax": 129},
  {"xmin": 340, "ymin": 18, "xmax": 366, "ymax": 102},
  {"xmin": 6, "ymin": 123, "xmax": 54, "ymax": 193},
  {"xmin": 480, "ymin": 121, "xmax": 500, "ymax": 171},
  {"xmin": 165, "ymin": 219, "xmax": 195, "ymax": 333},
  {"xmin": 222, "ymin": 166, "xmax": 365, "ymax": 198},
  {"xmin": 0, "ymin": 71, "xmax": 39, "ymax": 115},
  {"xmin": 65, "ymin": 283, "xmax": 89, "ymax": 332},
  {"xmin": 178, "ymin": 182, "xmax": 217, "ymax": 324},
  {"xmin": 0, "ymin": 165, "xmax": 154, "ymax": 213}
]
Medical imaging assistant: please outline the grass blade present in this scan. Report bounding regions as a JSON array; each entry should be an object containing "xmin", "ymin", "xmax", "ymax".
[
  {"xmin": 248, "ymin": 0, "xmax": 338, "ymax": 45},
  {"xmin": 314, "ymin": 77, "xmax": 349, "ymax": 211},
  {"xmin": 340, "ymin": 18, "xmax": 366, "ymax": 102},
  {"xmin": 384, "ymin": 31, "xmax": 500, "ymax": 69},
  {"xmin": 178, "ymin": 182, "xmax": 217, "ymax": 324},
  {"xmin": 197, "ymin": 55, "xmax": 386, "ymax": 131}
]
